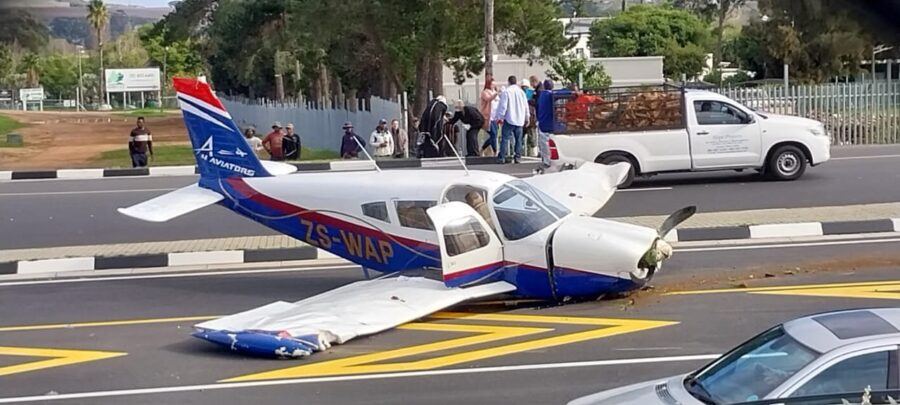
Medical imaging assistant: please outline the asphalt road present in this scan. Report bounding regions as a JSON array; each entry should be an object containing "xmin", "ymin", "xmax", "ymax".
[
  {"xmin": 1, "ymin": 237, "xmax": 900, "ymax": 404},
  {"xmin": 1, "ymin": 145, "xmax": 899, "ymax": 249}
]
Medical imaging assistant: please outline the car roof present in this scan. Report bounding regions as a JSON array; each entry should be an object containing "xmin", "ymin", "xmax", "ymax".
[{"xmin": 784, "ymin": 308, "xmax": 900, "ymax": 353}]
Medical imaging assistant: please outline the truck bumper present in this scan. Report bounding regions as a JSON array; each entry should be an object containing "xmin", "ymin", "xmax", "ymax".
[{"xmin": 809, "ymin": 136, "xmax": 831, "ymax": 166}]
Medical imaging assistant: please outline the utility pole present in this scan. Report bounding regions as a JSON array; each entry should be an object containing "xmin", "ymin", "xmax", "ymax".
[
  {"xmin": 484, "ymin": 0, "xmax": 494, "ymax": 79},
  {"xmin": 76, "ymin": 45, "xmax": 84, "ymax": 111},
  {"xmin": 162, "ymin": 46, "xmax": 168, "ymax": 111}
]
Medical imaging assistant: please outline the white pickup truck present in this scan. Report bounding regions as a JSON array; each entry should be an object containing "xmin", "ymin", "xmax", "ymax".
[{"xmin": 547, "ymin": 88, "xmax": 831, "ymax": 187}]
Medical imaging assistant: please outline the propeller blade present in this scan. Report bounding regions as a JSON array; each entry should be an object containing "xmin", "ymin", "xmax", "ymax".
[{"xmin": 658, "ymin": 206, "xmax": 697, "ymax": 237}]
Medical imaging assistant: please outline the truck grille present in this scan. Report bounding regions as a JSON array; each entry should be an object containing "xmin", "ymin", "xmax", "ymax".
[{"xmin": 655, "ymin": 382, "xmax": 681, "ymax": 405}]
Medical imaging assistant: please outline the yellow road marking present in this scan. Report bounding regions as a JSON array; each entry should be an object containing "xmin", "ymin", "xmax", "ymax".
[
  {"xmin": 0, "ymin": 346, "xmax": 126, "ymax": 377},
  {"xmin": 0, "ymin": 316, "xmax": 218, "ymax": 332},
  {"xmin": 225, "ymin": 312, "xmax": 677, "ymax": 382},
  {"xmin": 671, "ymin": 280, "xmax": 900, "ymax": 300}
]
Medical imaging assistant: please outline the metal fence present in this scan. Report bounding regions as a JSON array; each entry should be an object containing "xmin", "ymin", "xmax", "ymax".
[
  {"xmin": 715, "ymin": 82, "xmax": 900, "ymax": 145},
  {"xmin": 221, "ymin": 96, "xmax": 404, "ymax": 152}
]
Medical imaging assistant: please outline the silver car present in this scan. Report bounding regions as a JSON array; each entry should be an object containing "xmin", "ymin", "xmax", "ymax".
[{"xmin": 570, "ymin": 308, "xmax": 900, "ymax": 404}]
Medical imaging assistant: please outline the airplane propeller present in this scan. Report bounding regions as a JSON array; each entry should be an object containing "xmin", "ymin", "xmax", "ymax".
[{"xmin": 634, "ymin": 205, "xmax": 697, "ymax": 283}]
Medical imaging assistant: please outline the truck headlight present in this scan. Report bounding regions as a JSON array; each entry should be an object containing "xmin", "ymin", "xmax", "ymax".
[{"xmin": 809, "ymin": 127, "xmax": 826, "ymax": 137}]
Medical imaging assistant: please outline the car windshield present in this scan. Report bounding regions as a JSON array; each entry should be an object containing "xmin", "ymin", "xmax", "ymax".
[
  {"xmin": 492, "ymin": 181, "xmax": 569, "ymax": 241},
  {"xmin": 686, "ymin": 326, "xmax": 818, "ymax": 404}
]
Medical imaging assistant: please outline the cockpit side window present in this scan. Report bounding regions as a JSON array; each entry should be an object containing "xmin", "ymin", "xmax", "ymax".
[
  {"xmin": 443, "ymin": 185, "xmax": 494, "ymax": 230},
  {"xmin": 362, "ymin": 201, "xmax": 390, "ymax": 223},
  {"xmin": 492, "ymin": 185, "xmax": 558, "ymax": 240},
  {"xmin": 396, "ymin": 200, "xmax": 436, "ymax": 230},
  {"xmin": 443, "ymin": 216, "xmax": 491, "ymax": 257}
]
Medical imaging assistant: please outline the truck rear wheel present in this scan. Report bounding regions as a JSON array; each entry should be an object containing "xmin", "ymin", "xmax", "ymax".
[
  {"xmin": 766, "ymin": 145, "xmax": 807, "ymax": 181},
  {"xmin": 598, "ymin": 154, "xmax": 636, "ymax": 188}
]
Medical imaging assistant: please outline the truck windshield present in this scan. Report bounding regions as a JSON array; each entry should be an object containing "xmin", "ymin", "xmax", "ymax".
[
  {"xmin": 686, "ymin": 326, "xmax": 818, "ymax": 404},
  {"xmin": 492, "ymin": 181, "xmax": 569, "ymax": 241}
]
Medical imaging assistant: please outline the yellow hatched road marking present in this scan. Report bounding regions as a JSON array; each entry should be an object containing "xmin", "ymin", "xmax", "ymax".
[
  {"xmin": 224, "ymin": 312, "xmax": 677, "ymax": 382},
  {"xmin": 0, "ymin": 316, "xmax": 218, "ymax": 332},
  {"xmin": 670, "ymin": 280, "xmax": 900, "ymax": 300},
  {"xmin": 0, "ymin": 346, "xmax": 126, "ymax": 377}
]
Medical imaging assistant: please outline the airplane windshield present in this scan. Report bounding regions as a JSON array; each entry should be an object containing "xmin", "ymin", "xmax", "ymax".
[{"xmin": 492, "ymin": 181, "xmax": 568, "ymax": 241}]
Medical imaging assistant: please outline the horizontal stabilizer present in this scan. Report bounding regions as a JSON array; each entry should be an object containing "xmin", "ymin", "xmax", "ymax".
[
  {"xmin": 118, "ymin": 184, "xmax": 224, "ymax": 223},
  {"xmin": 193, "ymin": 276, "xmax": 515, "ymax": 358},
  {"xmin": 260, "ymin": 160, "xmax": 299, "ymax": 176}
]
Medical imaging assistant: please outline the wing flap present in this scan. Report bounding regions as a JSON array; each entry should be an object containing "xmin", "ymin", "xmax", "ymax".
[
  {"xmin": 193, "ymin": 276, "xmax": 515, "ymax": 358},
  {"xmin": 524, "ymin": 162, "xmax": 630, "ymax": 216},
  {"xmin": 118, "ymin": 184, "xmax": 224, "ymax": 223}
]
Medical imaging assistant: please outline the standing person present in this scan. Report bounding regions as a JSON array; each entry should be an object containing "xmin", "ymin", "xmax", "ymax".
[
  {"xmin": 448, "ymin": 100, "xmax": 485, "ymax": 157},
  {"xmin": 128, "ymin": 116, "xmax": 153, "ymax": 168},
  {"xmin": 390, "ymin": 119, "xmax": 408, "ymax": 158},
  {"xmin": 243, "ymin": 127, "xmax": 263, "ymax": 155},
  {"xmin": 369, "ymin": 119, "xmax": 394, "ymax": 158},
  {"xmin": 282, "ymin": 123, "xmax": 301, "ymax": 160},
  {"xmin": 535, "ymin": 79, "xmax": 574, "ymax": 169},
  {"xmin": 262, "ymin": 122, "xmax": 285, "ymax": 161},
  {"xmin": 479, "ymin": 75, "xmax": 500, "ymax": 156},
  {"xmin": 418, "ymin": 96, "xmax": 448, "ymax": 158},
  {"xmin": 409, "ymin": 117, "xmax": 421, "ymax": 158},
  {"xmin": 495, "ymin": 75, "xmax": 530, "ymax": 164},
  {"xmin": 339, "ymin": 121, "xmax": 366, "ymax": 159}
]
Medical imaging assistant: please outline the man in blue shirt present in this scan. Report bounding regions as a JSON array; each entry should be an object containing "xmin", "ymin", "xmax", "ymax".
[{"xmin": 535, "ymin": 79, "xmax": 572, "ymax": 169}]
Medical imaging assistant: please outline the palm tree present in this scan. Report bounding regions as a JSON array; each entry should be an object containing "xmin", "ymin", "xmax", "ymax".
[
  {"xmin": 21, "ymin": 53, "xmax": 41, "ymax": 87},
  {"xmin": 87, "ymin": 0, "xmax": 109, "ymax": 102}
]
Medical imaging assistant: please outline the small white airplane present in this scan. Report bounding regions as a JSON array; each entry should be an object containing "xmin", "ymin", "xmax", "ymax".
[{"xmin": 119, "ymin": 78, "xmax": 695, "ymax": 359}]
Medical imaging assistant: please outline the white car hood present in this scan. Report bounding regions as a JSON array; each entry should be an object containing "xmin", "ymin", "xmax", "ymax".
[
  {"xmin": 567, "ymin": 375, "xmax": 703, "ymax": 405},
  {"xmin": 758, "ymin": 113, "xmax": 821, "ymax": 128}
]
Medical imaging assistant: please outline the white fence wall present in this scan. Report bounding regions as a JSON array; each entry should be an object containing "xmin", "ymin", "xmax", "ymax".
[
  {"xmin": 716, "ymin": 82, "xmax": 900, "ymax": 145},
  {"xmin": 221, "ymin": 97, "xmax": 403, "ymax": 152}
]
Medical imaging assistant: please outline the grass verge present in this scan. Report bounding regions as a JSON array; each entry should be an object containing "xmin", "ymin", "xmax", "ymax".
[
  {"xmin": 0, "ymin": 114, "xmax": 24, "ymax": 147},
  {"xmin": 115, "ymin": 108, "xmax": 180, "ymax": 118},
  {"xmin": 93, "ymin": 144, "xmax": 341, "ymax": 167}
]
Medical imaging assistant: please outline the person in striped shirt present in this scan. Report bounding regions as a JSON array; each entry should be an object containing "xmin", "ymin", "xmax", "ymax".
[{"xmin": 128, "ymin": 117, "xmax": 154, "ymax": 168}]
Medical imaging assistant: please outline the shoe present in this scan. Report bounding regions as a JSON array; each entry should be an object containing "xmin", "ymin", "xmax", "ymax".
[{"xmin": 513, "ymin": 158, "xmax": 521, "ymax": 164}]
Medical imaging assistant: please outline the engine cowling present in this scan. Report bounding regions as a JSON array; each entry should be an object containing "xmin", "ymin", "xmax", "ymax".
[{"xmin": 550, "ymin": 216, "xmax": 663, "ymax": 292}]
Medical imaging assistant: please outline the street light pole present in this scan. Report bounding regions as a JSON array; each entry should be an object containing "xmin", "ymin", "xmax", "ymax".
[
  {"xmin": 162, "ymin": 46, "xmax": 168, "ymax": 112},
  {"xmin": 76, "ymin": 46, "xmax": 83, "ymax": 112}
]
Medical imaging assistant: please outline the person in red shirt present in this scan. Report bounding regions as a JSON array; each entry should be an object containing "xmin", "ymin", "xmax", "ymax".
[{"xmin": 262, "ymin": 121, "xmax": 285, "ymax": 161}]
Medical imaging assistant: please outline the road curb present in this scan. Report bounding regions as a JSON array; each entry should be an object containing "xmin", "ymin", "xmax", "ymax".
[
  {"xmin": 2, "ymin": 218, "xmax": 898, "ymax": 278},
  {"xmin": 670, "ymin": 218, "xmax": 900, "ymax": 242},
  {"xmin": 0, "ymin": 156, "xmax": 505, "ymax": 181}
]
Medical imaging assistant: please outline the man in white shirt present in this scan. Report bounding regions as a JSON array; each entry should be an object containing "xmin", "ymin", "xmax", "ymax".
[
  {"xmin": 369, "ymin": 119, "xmax": 394, "ymax": 158},
  {"xmin": 494, "ymin": 75, "xmax": 530, "ymax": 164}
]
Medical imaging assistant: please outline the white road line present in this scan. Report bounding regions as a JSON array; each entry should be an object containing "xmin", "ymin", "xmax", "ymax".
[
  {"xmin": 0, "ymin": 264, "xmax": 360, "ymax": 287},
  {"xmin": 619, "ymin": 187, "xmax": 673, "ymax": 192},
  {"xmin": 0, "ymin": 354, "xmax": 719, "ymax": 403},
  {"xmin": 677, "ymin": 237, "xmax": 900, "ymax": 253},
  {"xmin": 0, "ymin": 188, "xmax": 176, "ymax": 196},
  {"xmin": 831, "ymin": 154, "xmax": 900, "ymax": 161}
]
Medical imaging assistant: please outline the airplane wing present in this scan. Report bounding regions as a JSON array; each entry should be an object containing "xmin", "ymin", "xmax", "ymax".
[
  {"xmin": 523, "ymin": 162, "xmax": 630, "ymax": 216},
  {"xmin": 193, "ymin": 276, "xmax": 515, "ymax": 358}
]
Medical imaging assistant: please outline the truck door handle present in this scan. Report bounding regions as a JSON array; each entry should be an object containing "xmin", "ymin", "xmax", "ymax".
[{"xmin": 696, "ymin": 131, "xmax": 710, "ymax": 135}]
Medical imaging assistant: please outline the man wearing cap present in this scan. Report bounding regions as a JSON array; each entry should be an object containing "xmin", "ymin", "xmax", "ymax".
[
  {"xmin": 282, "ymin": 123, "xmax": 301, "ymax": 160},
  {"xmin": 448, "ymin": 100, "xmax": 484, "ymax": 157},
  {"xmin": 369, "ymin": 119, "xmax": 394, "ymax": 158},
  {"xmin": 340, "ymin": 121, "xmax": 366, "ymax": 159},
  {"xmin": 262, "ymin": 121, "xmax": 285, "ymax": 161}
]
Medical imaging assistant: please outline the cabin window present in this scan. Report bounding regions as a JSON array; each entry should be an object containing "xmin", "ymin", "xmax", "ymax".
[
  {"xmin": 694, "ymin": 100, "xmax": 750, "ymax": 125},
  {"xmin": 361, "ymin": 202, "xmax": 390, "ymax": 223},
  {"xmin": 396, "ymin": 200, "xmax": 436, "ymax": 230},
  {"xmin": 492, "ymin": 184, "xmax": 558, "ymax": 240},
  {"xmin": 443, "ymin": 216, "xmax": 491, "ymax": 257}
]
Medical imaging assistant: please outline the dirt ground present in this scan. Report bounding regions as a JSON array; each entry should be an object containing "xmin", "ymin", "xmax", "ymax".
[{"xmin": 0, "ymin": 110, "xmax": 189, "ymax": 170}]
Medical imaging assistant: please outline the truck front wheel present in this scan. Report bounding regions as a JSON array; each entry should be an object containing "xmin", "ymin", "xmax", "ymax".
[
  {"xmin": 598, "ymin": 154, "xmax": 636, "ymax": 188},
  {"xmin": 766, "ymin": 145, "xmax": 807, "ymax": 181}
]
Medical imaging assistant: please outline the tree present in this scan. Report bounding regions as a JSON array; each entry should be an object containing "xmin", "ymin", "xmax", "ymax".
[
  {"xmin": 106, "ymin": 28, "xmax": 149, "ymax": 68},
  {"xmin": 546, "ymin": 54, "xmax": 612, "ymax": 91},
  {"xmin": 589, "ymin": 5, "xmax": 711, "ymax": 79},
  {"xmin": 87, "ymin": 0, "xmax": 110, "ymax": 100},
  {"xmin": 20, "ymin": 53, "xmax": 41, "ymax": 87},
  {"xmin": 41, "ymin": 54, "xmax": 79, "ymax": 98},
  {"xmin": 676, "ymin": 0, "xmax": 747, "ymax": 84}
]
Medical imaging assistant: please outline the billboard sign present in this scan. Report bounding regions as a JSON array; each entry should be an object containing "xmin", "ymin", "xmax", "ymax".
[
  {"xmin": 19, "ymin": 87, "xmax": 45, "ymax": 101},
  {"xmin": 0, "ymin": 89, "xmax": 12, "ymax": 101},
  {"xmin": 105, "ymin": 68, "xmax": 161, "ymax": 92}
]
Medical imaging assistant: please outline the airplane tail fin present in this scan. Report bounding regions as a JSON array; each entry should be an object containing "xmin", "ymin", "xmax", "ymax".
[{"xmin": 172, "ymin": 77, "xmax": 271, "ymax": 179}]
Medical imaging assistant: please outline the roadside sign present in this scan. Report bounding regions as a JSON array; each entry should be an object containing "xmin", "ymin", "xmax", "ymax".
[
  {"xmin": 0, "ymin": 89, "xmax": 12, "ymax": 101},
  {"xmin": 105, "ymin": 68, "xmax": 161, "ymax": 92},
  {"xmin": 19, "ymin": 88, "xmax": 44, "ymax": 102}
]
